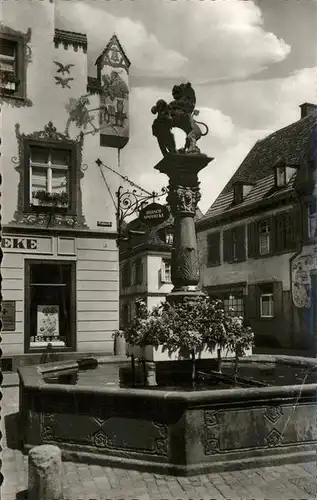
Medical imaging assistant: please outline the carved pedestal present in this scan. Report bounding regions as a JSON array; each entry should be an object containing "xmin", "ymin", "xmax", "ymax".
[{"xmin": 155, "ymin": 153, "xmax": 213, "ymax": 301}]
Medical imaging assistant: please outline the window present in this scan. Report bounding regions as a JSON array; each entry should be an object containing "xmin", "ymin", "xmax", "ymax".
[
  {"xmin": 25, "ymin": 261, "xmax": 76, "ymax": 352},
  {"xmin": 247, "ymin": 282, "xmax": 282, "ymax": 320},
  {"xmin": 0, "ymin": 39, "xmax": 17, "ymax": 93},
  {"xmin": 275, "ymin": 164, "xmax": 297, "ymax": 188},
  {"xmin": 131, "ymin": 258, "xmax": 143, "ymax": 286},
  {"xmin": 165, "ymin": 229, "xmax": 173, "ymax": 245},
  {"xmin": 207, "ymin": 231, "xmax": 220, "ymax": 267},
  {"xmin": 161, "ymin": 259, "xmax": 172, "ymax": 283},
  {"xmin": 0, "ymin": 27, "xmax": 29, "ymax": 101},
  {"xmin": 233, "ymin": 183, "xmax": 243, "ymax": 205},
  {"xmin": 248, "ymin": 210, "xmax": 300, "ymax": 258},
  {"xmin": 223, "ymin": 225, "xmax": 246, "ymax": 263},
  {"xmin": 223, "ymin": 292, "xmax": 244, "ymax": 317},
  {"xmin": 258, "ymin": 220, "xmax": 271, "ymax": 255},
  {"xmin": 233, "ymin": 182, "xmax": 253, "ymax": 205},
  {"xmin": 29, "ymin": 146, "xmax": 70, "ymax": 208},
  {"xmin": 260, "ymin": 293, "xmax": 274, "ymax": 318}
]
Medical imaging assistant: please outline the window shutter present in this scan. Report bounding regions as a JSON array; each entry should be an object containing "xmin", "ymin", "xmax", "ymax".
[
  {"xmin": 247, "ymin": 284, "xmax": 259, "ymax": 319},
  {"xmin": 236, "ymin": 225, "xmax": 246, "ymax": 262},
  {"xmin": 302, "ymin": 204, "xmax": 309, "ymax": 242},
  {"xmin": 289, "ymin": 206, "xmax": 302, "ymax": 250},
  {"xmin": 139, "ymin": 261, "xmax": 143, "ymax": 285},
  {"xmin": 273, "ymin": 281, "xmax": 283, "ymax": 318},
  {"xmin": 274, "ymin": 212, "xmax": 285, "ymax": 253},
  {"xmin": 122, "ymin": 263, "xmax": 131, "ymax": 287},
  {"xmin": 269, "ymin": 214, "xmax": 276, "ymax": 254},
  {"xmin": 127, "ymin": 263, "xmax": 131, "ymax": 286},
  {"xmin": 223, "ymin": 229, "xmax": 233, "ymax": 263},
  {"xmin": 247, "ymin": 222, "xmax": 258, "ymax": 258},
  {"xmin": 207, "ymin": 232, "xmax": 220, "ymax": 266}
]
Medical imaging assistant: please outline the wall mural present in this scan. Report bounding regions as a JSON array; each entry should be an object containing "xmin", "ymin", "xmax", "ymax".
[
  {"xmin": 292, "ymin": 253, "xmax": 314, "ymax": 308},
  {"xmin": 64, "ymin": 35, "xmax": 130, "ymax": 148},
  {"xmin": 97, "ymin": 35, "xmax": 130, "ymax": 149},
  {"xmin": 54, "ymin": 61, "xmax": 74, "ymax": 89},
  {"xmin": 99, "ymin": 69, "xmax": 128, "ymax": 133},
  {"xmin": 65, "ymin": 94, "xmax": 99, "ymax": 137}
]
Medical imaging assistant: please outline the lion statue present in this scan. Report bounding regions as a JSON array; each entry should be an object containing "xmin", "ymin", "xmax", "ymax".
[{"xmin": 151, "ymin": 82, "xmax": 208, "ymax": 156}]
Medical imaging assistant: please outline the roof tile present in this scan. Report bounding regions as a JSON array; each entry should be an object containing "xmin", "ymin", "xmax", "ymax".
[{"xmin": 201, "ymin": 112, "xmax": 317, "ymax": 223}]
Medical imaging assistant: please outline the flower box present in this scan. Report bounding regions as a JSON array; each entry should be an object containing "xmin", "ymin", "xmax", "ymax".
[{"xmin": 31, "ymin": 190, "xmax": 69, "ymax": 208}]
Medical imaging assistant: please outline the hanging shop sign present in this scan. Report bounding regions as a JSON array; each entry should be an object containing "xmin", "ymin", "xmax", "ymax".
[
  {"xmin": 139, "ymin": 202, "xmax": 169, "ymax": 227},
  {"xmin": 97, "ymin": 35, "xmax": 130, "ymax": 150},
  {"xmin": 1, "ymin": 236, "xmax": 53, "ymax": 254},
  {"xmin": 1, "ymin": 301, "xmax": 16, "ymax": 331}
]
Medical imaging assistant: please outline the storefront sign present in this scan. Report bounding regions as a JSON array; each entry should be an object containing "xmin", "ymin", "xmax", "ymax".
[
  {"xmin": 139, "ymin": 203, "xmax": 169, "ymax": 227},
  {"xmin": 97, "ymin": 221, "xmax": 112, "ymax": 227},
  {"xmin": 1, "ymin": 235, "xmax": 53, "ymax": 254},
  {"xmin": 1, "ymin": 301, "xmax": 16, "ymax": 331}
]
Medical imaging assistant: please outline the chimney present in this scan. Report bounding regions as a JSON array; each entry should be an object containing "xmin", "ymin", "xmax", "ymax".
[{"xmin": 299, "ymin": 102, "xmax": 317, "ymax": 119}]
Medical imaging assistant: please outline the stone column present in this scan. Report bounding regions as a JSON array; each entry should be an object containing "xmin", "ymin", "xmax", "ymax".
[
  {"xmin": 155, "ymin": 153, "xmax": 213, "ymax": 301},
  {"xmin": 28, "ymin": 444, "xmax": 63, "ymax": 500}
]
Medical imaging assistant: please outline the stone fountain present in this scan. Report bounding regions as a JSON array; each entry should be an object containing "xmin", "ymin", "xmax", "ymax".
[{"xmin": 17, "ymin": 83, "xmax": 317, "ymax": 475}]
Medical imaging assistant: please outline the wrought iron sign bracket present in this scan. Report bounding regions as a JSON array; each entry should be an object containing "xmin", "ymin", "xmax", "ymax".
[
  {"xmin": 95, "ymin": 158, "xmax": 167, "ymax": 245},
  {"xmin": 116, "ymin": 185, "xmax": 167, "ymax": 243}
]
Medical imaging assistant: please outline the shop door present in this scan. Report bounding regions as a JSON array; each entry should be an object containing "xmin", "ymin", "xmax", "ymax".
[{"xmin": 25, "ymin": 260, "xmax": 76, "ymax": 352}]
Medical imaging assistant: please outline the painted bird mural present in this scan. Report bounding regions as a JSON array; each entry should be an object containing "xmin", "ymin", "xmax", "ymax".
[
  {"xmin": 53, "ymin": 61, "xmax": 75, "ymax": 75},
  {"xmin": 54, "ymin": 76, "xmax": 74, "ymax": 89}
]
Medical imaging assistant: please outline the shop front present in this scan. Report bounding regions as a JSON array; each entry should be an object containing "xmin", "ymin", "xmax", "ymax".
[{"xmin": 1, "ymin": 229, "xmax": 119, "ymax": 368}]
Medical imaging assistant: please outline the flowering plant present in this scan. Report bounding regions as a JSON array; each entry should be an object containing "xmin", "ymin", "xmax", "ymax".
[
  {"xmin": 32, "ymin": 190, "xmax": 69, "ymax": 206},
  {"xmin": 120, "ymin": 295, "xmax": 254, "ymax": 385}
]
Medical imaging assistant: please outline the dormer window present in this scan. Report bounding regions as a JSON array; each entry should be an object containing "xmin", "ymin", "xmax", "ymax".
[
  {"xmin": 275, "ymin": 163, "xmax": 297, "ymax": 188},
  {"xmin": 233, "ymin": 182, "xmax": 253, "ymax": 205}
]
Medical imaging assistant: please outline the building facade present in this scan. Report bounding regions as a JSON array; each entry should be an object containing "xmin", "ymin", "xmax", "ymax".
[
  {"xmin": 119, "ymin": 217, "xmax": 174, "ymax": 327},
  {"xmin": 1, "ymin": 0, "xmax": 131, "ymax": 367},
  {"xmin": 197, "ymin": 103, "xmax": 317, "ymax": 352}
]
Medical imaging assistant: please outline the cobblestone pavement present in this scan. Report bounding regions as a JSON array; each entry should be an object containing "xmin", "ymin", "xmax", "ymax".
[{"xmin": 1, "ymin": 387, "xmax": 316, "ymax": 500}]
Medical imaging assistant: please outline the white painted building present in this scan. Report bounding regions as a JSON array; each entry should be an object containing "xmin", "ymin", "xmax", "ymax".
[
  {"xmin": 119, "ymin": 216, "xmax": 174, "ymax": 326},
  {"xmin": 1, "ymin": 0, "xmax": 131, "ymax": 368}
]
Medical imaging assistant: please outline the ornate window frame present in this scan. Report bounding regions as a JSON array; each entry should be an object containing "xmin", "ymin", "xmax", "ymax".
[
  {"xmin": 12, "ymin": 121, "xmax": 87, "ymax": 228},
  {"xmin": 0, "ymin": 24, "xmax": 32, "ymax": 107}
]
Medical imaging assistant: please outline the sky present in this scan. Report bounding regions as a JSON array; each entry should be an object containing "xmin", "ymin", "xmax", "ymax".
[{"xmin": 55, "ymin": 0, "xmax": 317, "ymax": 214}]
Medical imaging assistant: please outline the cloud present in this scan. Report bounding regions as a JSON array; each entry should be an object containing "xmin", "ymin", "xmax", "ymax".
[
  {"xmin": 198, "ymin": 66, "xmax": 317, "ymax": 131},
  {"xmin": 55, "ymin": 0, "xmax": 313, "ymax": 215},
  {"xmin": 114, "ymin": 18, "xmax": 187, "ymax": 77},
  {"xmin": 56, "ymin": 0, "xmax": 187, "ymax": 78},
  {"xmin": 120, "ymin": 65, "xmax": 316, "ymax": 215},
  {"xmin": 56, "ymin": 0, "xmax": 290, "ymax": 84}
]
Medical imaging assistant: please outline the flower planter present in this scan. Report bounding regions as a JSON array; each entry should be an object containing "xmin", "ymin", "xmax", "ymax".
[{"xmin": 129, "ymin": 344, "xmax": 252, "ymax": 362}]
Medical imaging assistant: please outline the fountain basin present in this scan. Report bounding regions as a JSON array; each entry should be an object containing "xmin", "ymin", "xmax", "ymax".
[{"xmin": 18, "ymin": 355, "xmax": 317, "ymax": 475}]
